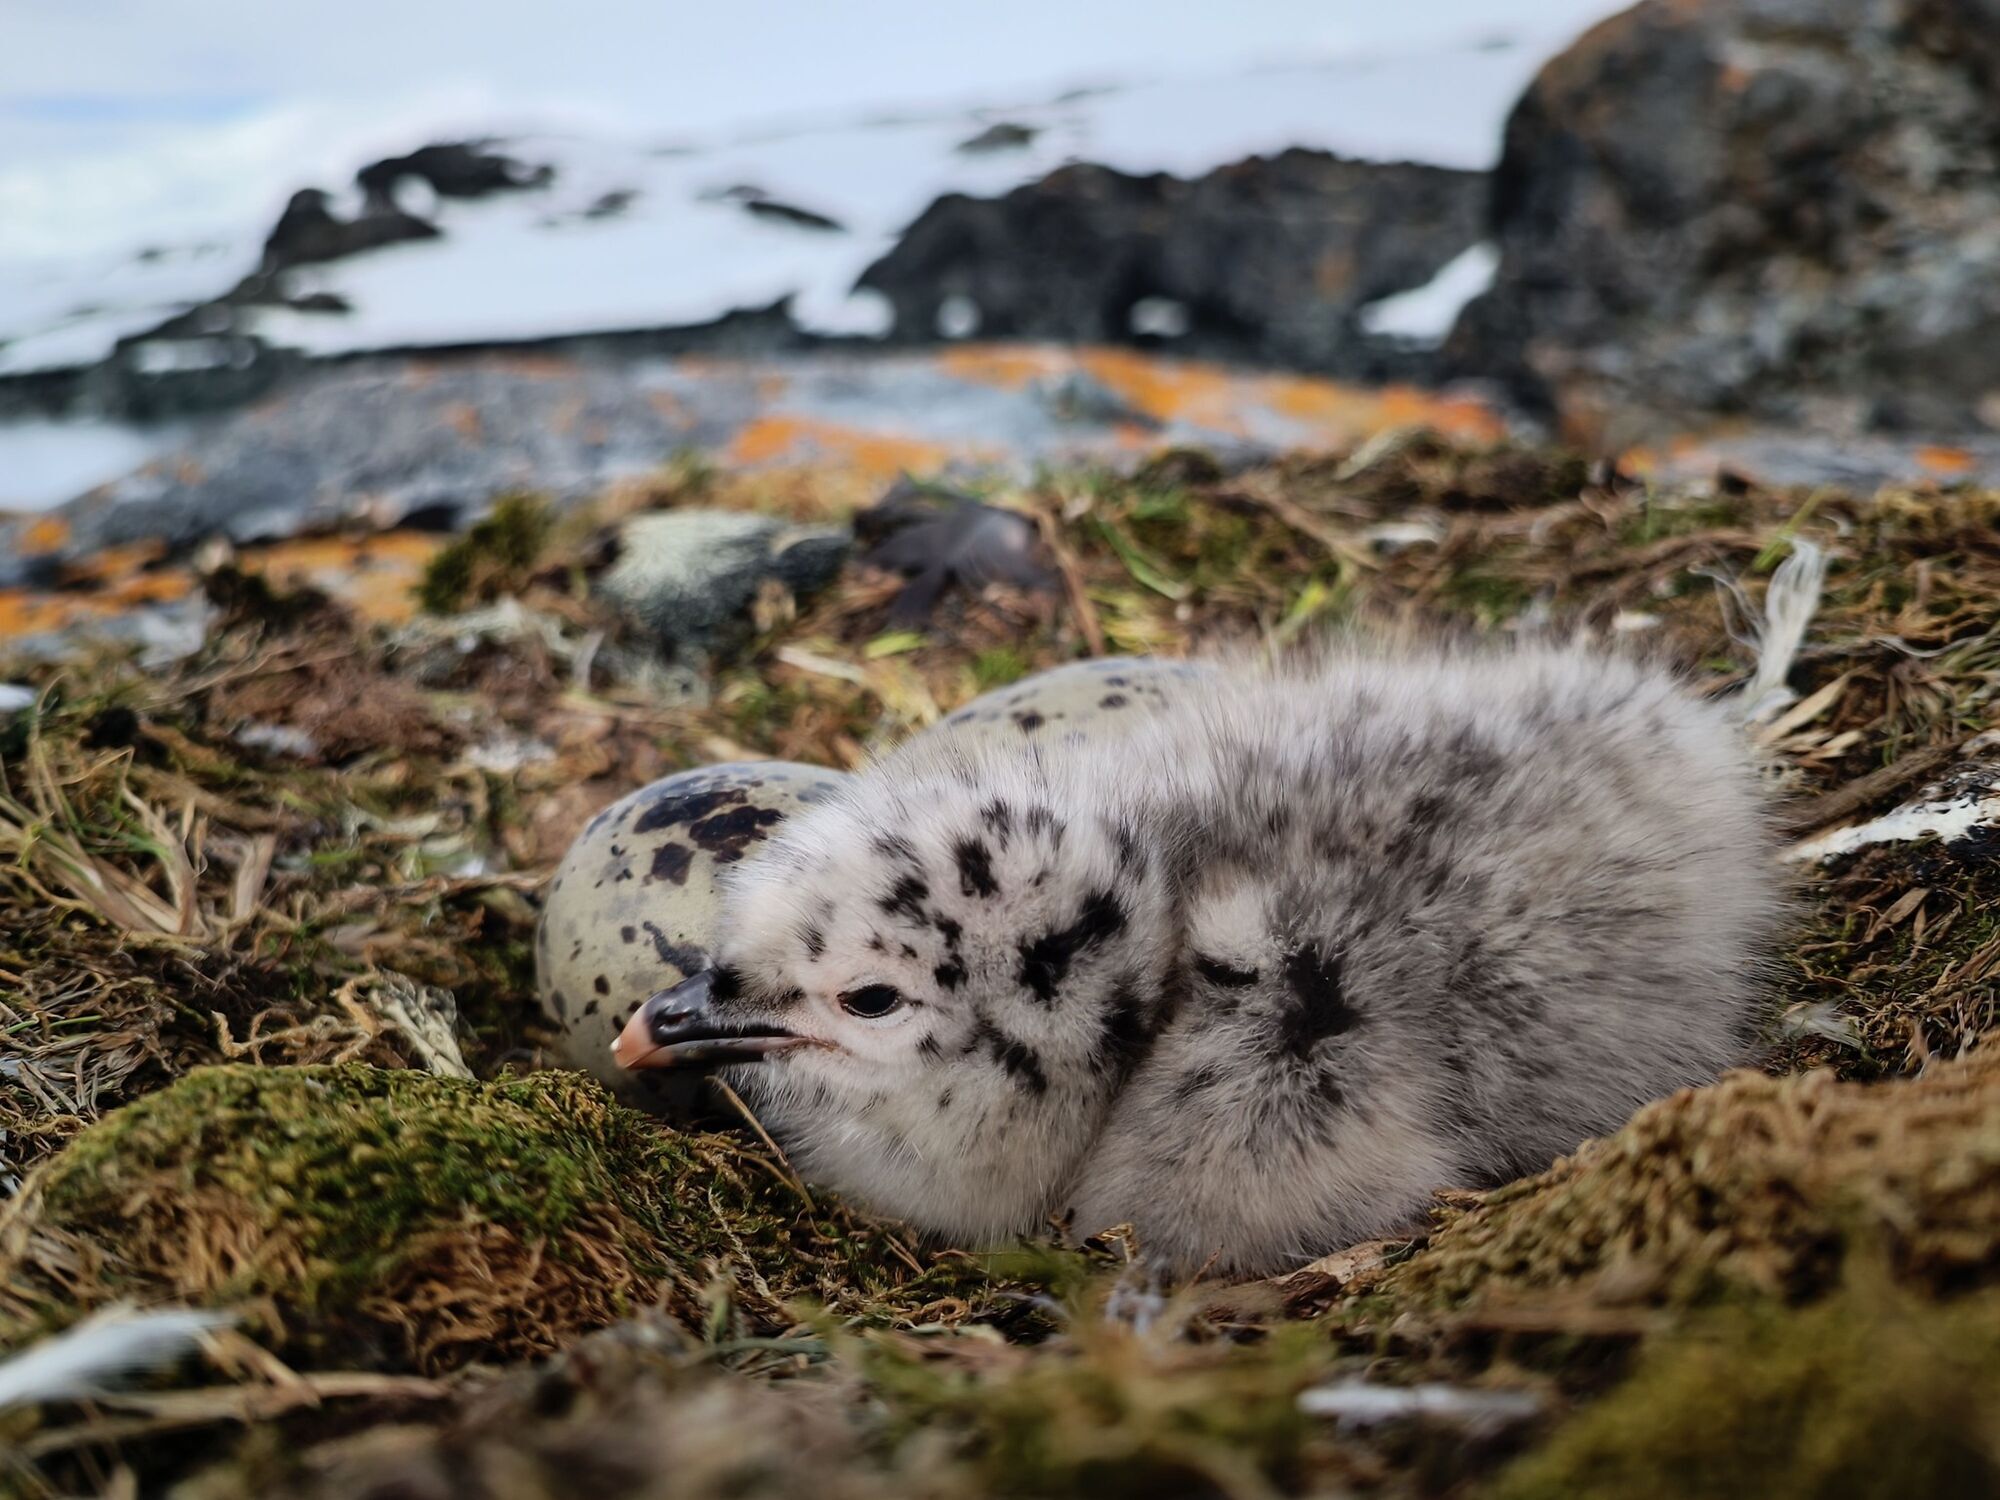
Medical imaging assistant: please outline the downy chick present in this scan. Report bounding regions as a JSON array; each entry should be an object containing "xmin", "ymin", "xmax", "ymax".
[{"xmin": 615, "ymin": 640, "xmax": 1786, "ymax": 1276}]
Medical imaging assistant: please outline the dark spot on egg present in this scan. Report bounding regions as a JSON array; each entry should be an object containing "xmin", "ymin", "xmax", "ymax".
[
  {"xmin": 632, "ymin": 785, "xmax": 748, "ymax": 834},
  {"xmin": 689, "ymin": 804, "xmax": 784, "ymax": 857},
  {"xmin": 639, "ymin": 921, "xmax": 708, "ymax": 977},
  {"xmin": 648, "ymin": 842, "xmax": 694, "ymax": 885}
]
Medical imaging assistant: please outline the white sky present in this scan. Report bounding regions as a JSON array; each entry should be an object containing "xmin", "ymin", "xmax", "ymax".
[{"xmin": 3, "ymin": 2, "xmax": 1614, "ymax": 161}]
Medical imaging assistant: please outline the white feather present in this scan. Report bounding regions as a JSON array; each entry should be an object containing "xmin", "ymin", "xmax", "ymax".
[
  {"xmin": 0, "ymin": 1305, "xmax": 229, "ymax": 1408},
  {"xmin": 1738, "ymin": 537, "xmax": 1828, "ymax": 724}
]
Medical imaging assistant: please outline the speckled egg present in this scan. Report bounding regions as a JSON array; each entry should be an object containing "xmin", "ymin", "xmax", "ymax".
[
  {"xmin": 910, "ymin": 654, "xmax": 1214, "ymax": 757},
  {"xmin": 536, "ymin": 760, "xmax": 847, "ymax": 1111}
]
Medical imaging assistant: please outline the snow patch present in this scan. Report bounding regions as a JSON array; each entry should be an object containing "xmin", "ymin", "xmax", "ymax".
[
  {"xmin": 0, "ymin": 417, "xmax": 190, "ymax": 513},
  {"xmin": 0, "ymin": 31, "xmax": 1588, "ymax": 378},
  {"xmin": 1787, "ymin": 789, "xmax": 2000, "ymax": 864},
  {"xmin": 1358, "ymin": 240, "xmax": 1499, "ymax": 345}
]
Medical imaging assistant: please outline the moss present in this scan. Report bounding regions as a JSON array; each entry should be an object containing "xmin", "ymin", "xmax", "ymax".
[
  {"xmin": 1383, "ymin": 1044, "xmax": 2000, "ymax": 1311},
  {"xmin": 1616, "ymin": 494, "xmax": 1747, "ymax": 546},
  {"xmin": 970, "ymin": 646, "xmax": 1030, "ymax": 691},
  {"xmin": 416, "ymin": 492, "xmax": 554, "ymax": 614},
  {"xmin": 1491, "ymin": 1285, "xmax": 2000, "ymax": 1500},
  {"xmin": 1438, "ymin": 566, "xmax": 1534, "ymax": 626},
  {"xmin": 862, "ymin": 1317, "xmax": 1334, "ymax": 1500},
  {"xmin": 1, "ymin": 1064, "xmax": 1003, "ymax": 1373}
]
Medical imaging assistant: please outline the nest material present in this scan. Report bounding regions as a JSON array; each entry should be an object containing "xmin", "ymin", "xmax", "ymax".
[
  {"xmin": 1383, "ymin": 1043, "xmax": 2000, "ymax": 1309},
  {"xmin": 4, "ymin": 435, "xmax": 2000, "ymax": 1497}
]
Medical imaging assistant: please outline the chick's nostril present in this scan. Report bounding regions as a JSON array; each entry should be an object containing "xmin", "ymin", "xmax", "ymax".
[{"xmin": 648, "ymin": 1002, "xmax": 706, "ymax": 1043}]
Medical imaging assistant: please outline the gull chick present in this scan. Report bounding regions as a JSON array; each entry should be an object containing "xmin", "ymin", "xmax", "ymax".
[{"xmin": 616, "ymin": 641, "xmax": 1786, "ymax": 1276}]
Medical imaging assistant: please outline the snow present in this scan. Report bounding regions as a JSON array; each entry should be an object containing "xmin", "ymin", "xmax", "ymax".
[
  {"xmin": 0, "ymin": 417, "xmax": 190, "ymax": 513},
  {"xmin": 1787, "ymin": 789, "xmax": 2000, "ymax": 864},
  {"xmin": 0, "ymin": 28, "xmax": 1597, "ymax": 378},
  {"xmin": 1359, "ymin": 241, "xmax": 1500, "ymax": 345}
]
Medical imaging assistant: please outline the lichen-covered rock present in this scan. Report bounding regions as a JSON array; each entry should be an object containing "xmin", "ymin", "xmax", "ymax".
[
  {"xmin": 0, "ymin": 1064, "xmax": 996, "ymax": 1374},
  {"xmin": 1384, "ymin": 1043, "xmax": 2000, "ymax": 1309},
  {"xmin": 1455, "ymin": 0, "xmax": 2000, "ymax": 434},
  {"xmin": 597, "ymin": 510, "xmax": 850, "ymax": 656},
  {"xmin": 537, "ymin": 761, "xmax": 848, "ymax": 1107}
]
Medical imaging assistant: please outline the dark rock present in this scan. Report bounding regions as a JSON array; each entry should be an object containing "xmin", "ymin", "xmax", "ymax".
[
  {"xmin": 857, "ymin": 148, "xmax": 1486, "ymax": 378},
  {"xmin": 582, "ymin": 189, "xmax": 639, "ymax": 220},
  {"xmin": 0, "ymin": 361, "xmax": 729, "ymax": 573},
  {"xmin": 356, "ymin": 142, "xmax": 555, "ymax": 210},
  {"xmin": 262, "ymin": 188, "xmax": 440, "ymax": 272},
  {"xmin": 854, "ymin": 478, "xmax": 1057, "ymax": 624},
  {"xmin": 956, "ymin": 121, "xmax": 1040, "ymax": 154},
  {"xmin": 1454, "ymin": 0, "xmax": 2000, "ymax": 436},
  {"xmin": 741, "ymin": 197, "xmax": 846, "ymax": 233}
]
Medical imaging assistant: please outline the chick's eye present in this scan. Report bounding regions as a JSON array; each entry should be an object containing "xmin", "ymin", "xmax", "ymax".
[{"xmin": 839, "ymin": 984, "xmax": 905, "ymax": 1019}]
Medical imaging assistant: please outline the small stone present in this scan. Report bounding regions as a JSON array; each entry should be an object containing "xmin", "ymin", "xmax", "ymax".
[{"xmin": 596, "ymin": 510, "xmax": 849, "ymax": 656}]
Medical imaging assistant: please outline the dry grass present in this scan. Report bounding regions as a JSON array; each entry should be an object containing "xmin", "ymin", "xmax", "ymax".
[{"xmin": 3, "ymin": 434, "xmax": 1999, "ymax": 1498}]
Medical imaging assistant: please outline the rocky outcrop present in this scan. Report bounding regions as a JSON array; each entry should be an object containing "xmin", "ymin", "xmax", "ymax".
[
  {"xmin": 262, "ymin": 145, "xmax": 552, "ymax": 273},
  {"xmin": 355, "ymin": 141, "xmax": 555, "ymax": 210},
  {"xmin": 857, "ymin": 149, "xmax": 1487, "ymax": 379},
  {"xmin": 261, "ymin": 188, "xmax": 440, "ymax": 272},
  {"xmin": 1452, "ymin": 0, "xmax": 2000, "ymax": 436}
]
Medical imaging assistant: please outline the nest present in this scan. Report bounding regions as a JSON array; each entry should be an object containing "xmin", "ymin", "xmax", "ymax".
[
  {"xmin": 4, "ymin": 432, "xmax": 2000, "ymax": 1497},
  {"xmin": 1384, "ymin": 1043, "xmax": 2000, "ymax": 1309}
]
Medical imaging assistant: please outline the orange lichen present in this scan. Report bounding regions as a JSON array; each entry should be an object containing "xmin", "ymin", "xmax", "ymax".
[
  {"xmin": 1916, "ymin": 445, "xmax": 1975, "ymax": 477},
  {"xmin": 725, "ymin": 415, "xmax": 975, "ymax": 482},
  {"xmin": 1076, "ymin": 348, "xmax": 1243, "ymax": 430},
  {"xmin": 444, "ymin": 402, "xmax": 484, "ymax": 442},
  {"xmin": 248, "ymin": 532, "xmax": 447, "ymax": 625},
  {"xmin": 1269, "ymin": 378, "xmax": 1506, "ymax": 445},
  {"xmin": 937, "ymin": 344, "xmax": 1075, "ymax": 391},
  {"xmin": 18, "ymin": 516, "xmax": 70, "ymax": 556}
]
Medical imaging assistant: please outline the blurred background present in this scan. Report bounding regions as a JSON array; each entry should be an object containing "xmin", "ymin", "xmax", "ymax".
[{"xmin": 6, "ymin": 0, "xmax": 2000, "ymax": 637}]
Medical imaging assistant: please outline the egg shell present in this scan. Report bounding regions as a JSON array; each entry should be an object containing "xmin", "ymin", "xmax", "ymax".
[
  {"xmin": 536, "ymin": 760, "xmax": 847, "ymax": 1111},
  {"xmin": 908, "ymin": 654, "xmax": 1214, "ymax": 757}
]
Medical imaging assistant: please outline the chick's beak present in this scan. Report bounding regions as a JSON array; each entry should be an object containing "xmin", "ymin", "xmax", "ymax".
[{"xmin": 612, "ymin": 970, "xmax": 804, "ymax": 1070}]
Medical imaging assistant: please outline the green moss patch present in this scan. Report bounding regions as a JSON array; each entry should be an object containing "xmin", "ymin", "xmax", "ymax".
[
  {"xmin": 417, "ymin": 492, "xmax": 556, "ymax": 614},
  {"xmin": 1491, "ymin": 1285, "xmax": 2000, "ymax": 1500},
  {"xmin": 0, "ymin": 1064, "xmax": 1001, "ymax": 1373}
]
